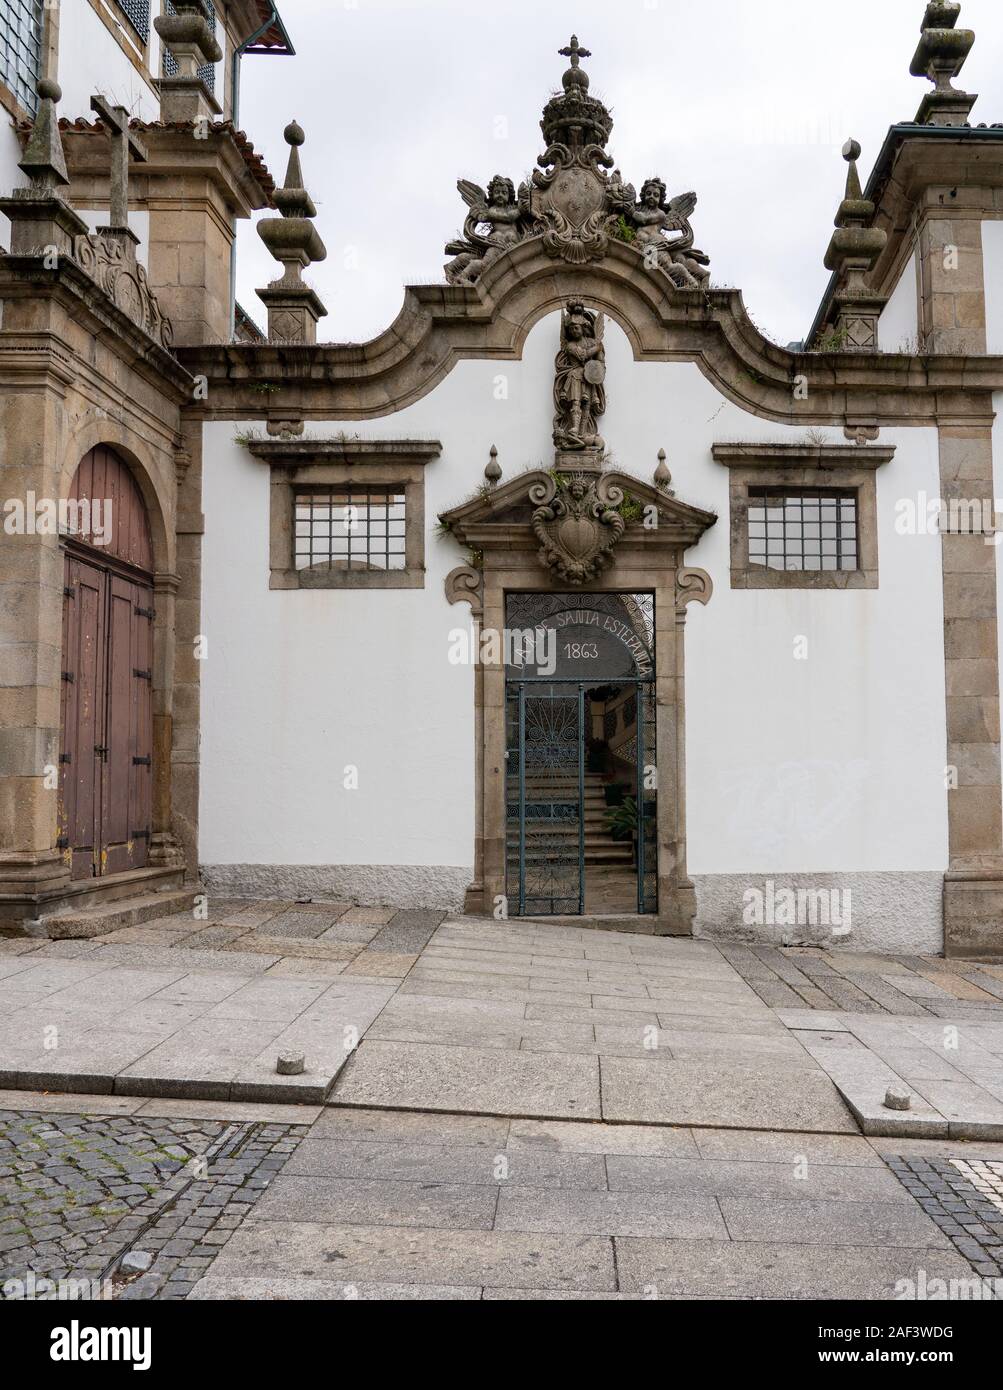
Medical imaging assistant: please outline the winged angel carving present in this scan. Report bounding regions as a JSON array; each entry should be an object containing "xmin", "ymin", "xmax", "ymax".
[
  {"xmin": 444, "ymin": 175, "xmax": 533, "ymax": 286},
  {"xmin": 610, "ymin": 175, "xmax": 710, "ymax": 289}
]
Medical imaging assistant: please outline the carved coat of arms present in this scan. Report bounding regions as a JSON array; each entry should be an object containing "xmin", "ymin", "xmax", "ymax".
[{"xmin": 530, "ymin": 472, "xmax": 625, "ymax": 585}]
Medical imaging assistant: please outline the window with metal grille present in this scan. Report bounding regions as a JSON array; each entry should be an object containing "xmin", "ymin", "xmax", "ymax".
[
  {"xmin": 112, "ymin": 0, "xmax": 150, "ymax": 43},
  {"xmin": 0, "ymin": 0, "xmax": 43, "ymax": 114},
  {"xmin": 294, "ymin": 489, "xmax": 407, "ymax": 572},
  {"xmin": 748, "ymin": 488, "xmax": 858, "ymax": 572},
  {"xmin": 162, "ymin": 0, "xmax": 217, "ymax": 91}
]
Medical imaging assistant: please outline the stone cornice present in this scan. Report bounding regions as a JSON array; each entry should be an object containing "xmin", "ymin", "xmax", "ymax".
[
  {"xmin": 55, "ymin": 121, "xmax": 276, "ymax": 216},
  {"xmin": 0, "ymin": 255, "xmax": 192, "ymax": 396},
  {"xmin": 712, "ymin": 443, "xmax": 896, "ymax": 470},
  {"xmin": 177, "ymin": 239, "xmax": 1003, "ymax": 428},
  {"xmin": 245, "ymin": 437, "xmax": 442, "ymax": 466}
]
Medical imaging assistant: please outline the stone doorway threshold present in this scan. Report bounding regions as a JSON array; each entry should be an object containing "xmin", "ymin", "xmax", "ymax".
[{"xmin": 512, "ymin": 913, "xmax": 674, "ymax": 936}]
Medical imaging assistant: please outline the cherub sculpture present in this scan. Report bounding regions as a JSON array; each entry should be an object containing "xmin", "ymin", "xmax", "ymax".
[
  {"xmin": 444, "ymin": 175, "xmax": 531, "ymax": 286},
  {"xmin": 617, "ymin": 177, "xmax": 710, "ymax": 289},
  {"xmin": 553, "ymin": 301, "xmax": 606, "ymax": 451}
]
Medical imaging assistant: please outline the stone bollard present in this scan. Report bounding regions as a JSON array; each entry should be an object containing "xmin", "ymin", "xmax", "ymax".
[
  {"xmin": 884, "ymin": 1085, "xmax": 912, "ymax": 1111},
  {"xmin": 276, "ymin": 1051, "xmax": 306, "ymax": 1075}
]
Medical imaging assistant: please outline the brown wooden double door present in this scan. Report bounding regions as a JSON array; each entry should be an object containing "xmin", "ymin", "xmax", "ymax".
[{"xmin": 59, "ymin": 549, "xmax": 154, "ymax": 879}]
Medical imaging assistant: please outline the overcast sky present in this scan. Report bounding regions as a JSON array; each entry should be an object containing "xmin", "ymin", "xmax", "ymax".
[{"xmin": 234, "ymin": 0, "xmax": 1003, "ymax": 348}]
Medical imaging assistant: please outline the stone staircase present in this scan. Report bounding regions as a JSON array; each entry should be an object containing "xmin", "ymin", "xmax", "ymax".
[
  {"xmin": 42, "ymin": 887, "xmax": 198, "ymax": 940},
  {"xmin": 509, "ymin": 773, "xmax": 634, "ymax": 866}
]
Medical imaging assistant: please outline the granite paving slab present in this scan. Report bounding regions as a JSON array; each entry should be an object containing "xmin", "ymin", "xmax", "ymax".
[
  {"xmin": 253, "ymin": 1175, "xmax": 498, "ymax": 1229},
  {"xmin": 282, "ymin": 1137, "xmax": 607, "ymax": 1189},
  {"xmin": 604, "ymin": 1155, "xmax": 913, "ymax": 1202},
  {"xmin": 206, "ymin": 1220, "xmax": 617, "ymax": 1292},
  {"xmin": 495, "ymin": 1187, "xmax": 729, "ymax": 1239},
  {"xmin": 313, "ymin": 1106, "xmax": 511, "ymax": 1147},
  {"xmin": 600, "ymin": 1058, "xmax": 858, "ymax": 1132},
  {"xmin": 188, "ymin": 1276, "xmax": 481, "ymax": 1300},
  {"xmin": 614, "ymin": 1238, "xmax": 978, "ymax": 1300},
  {"xmin": 333, "ymin": 1040, "xmax": 602, "ymax": 1119},
  {"xmin": 717, "ymin": 1195, "xmax": 955, "ymax": 1247}
]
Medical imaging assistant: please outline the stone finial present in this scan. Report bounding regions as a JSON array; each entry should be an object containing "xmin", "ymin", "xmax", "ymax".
[
  {"xmin": 154, "ymin": 1, "xmax": 223, "ymax": 122},
  {"xmin": 19, "ymin": 77, "xmax": 69, "ymax": 188},
  {"xmin": 818, "ymin": 140, "xmax": 888, "ymax": 351},
  {"xmin": 256, "ymin": 120, "xmax": 328, "ymax": 343},
  {"xmin": 0, "ymin": 78, "xmax": 88, "ymax": 254},
  {"xmin": 654, "ymin": 448, "xmax": 673, "ymax": 493},
  {"xmin": 485, "ymin": 445, "xmax": 502, "ymax": 487},
  {"xmin": 541, "ymin": 34, "xmax": 612, "ymax": 151},
  {"xmin": 910, "ymin": 1, "xmax": 976, "ymax": 126}
]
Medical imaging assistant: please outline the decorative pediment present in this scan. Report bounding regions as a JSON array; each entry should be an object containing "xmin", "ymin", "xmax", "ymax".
[
  {"xmin": 440, "ymin": 466, "xmax": 716, "ymax": 587},
  {"xmin": 444, "ymin": 36, "xmax": 709, "ymax": 290}
]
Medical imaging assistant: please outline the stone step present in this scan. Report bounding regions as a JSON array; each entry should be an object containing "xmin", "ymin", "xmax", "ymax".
[{"xmin": 45, "ymin": 888, "xmax": 198, "ymax": 940}]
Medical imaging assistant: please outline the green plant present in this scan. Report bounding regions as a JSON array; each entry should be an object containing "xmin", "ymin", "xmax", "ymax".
[
  {"xmin": 814, "ymin": 325, "xmax": 849, "ymax": 353},
  {"xmin": 611, "ymin": 214, "xmax": 636, "ymax": 244},
  {"xmin": 604, "ymin": 796, "xmax": 638, "ymax": 841},
  {"xmin": 617, "ymin": 491, "xmax": 644, "ymax": 523}
]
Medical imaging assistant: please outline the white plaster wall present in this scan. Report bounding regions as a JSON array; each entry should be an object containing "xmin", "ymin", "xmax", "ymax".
[
  {"xmin": 983, "ymin": 222, "xmax": 1003, "ymax": 355},
  {"xmin": 199, "ymin": 312, "xmax": 949, "ymax": 883},
  {"xmin": 57, "ymin": 0, "xmax": 160, "ymax": 123},
  {"xmin": 0, "ymin": 120, "xmax": 24, "ymax": 252},
  {"xmin": 877, "ymin": 250, "xmax": 919, "ymax": 353}
]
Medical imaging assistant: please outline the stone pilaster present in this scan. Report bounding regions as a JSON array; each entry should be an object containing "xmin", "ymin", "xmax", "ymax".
[
  {"xmin": 0, "ymin": 373, "xmax": 74, "ymax": 915},
  {"xmin": 939, "ymin": 423, "xmax": 1003, "ymax": 956},
  {"xmin": 170, "ymin": 419, "xmax": 205, "ymax": 884},
  {"xmin": 916, "ymin": 199, "xmax": 987, "ymax": 354}
]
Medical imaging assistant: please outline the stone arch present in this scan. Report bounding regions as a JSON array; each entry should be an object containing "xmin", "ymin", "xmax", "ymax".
[
  {"xmin": 58, "ymin": 432, "xmax": 183, "ymax": 880},
  {"xmin": 61, "ymin": 421, "xmax": 175, "ymax": 577}
]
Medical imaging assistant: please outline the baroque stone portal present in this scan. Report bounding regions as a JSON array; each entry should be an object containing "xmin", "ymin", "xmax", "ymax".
[{"xmin": 444, "ymin": 35, "xmax": 709, "ymax": 287}]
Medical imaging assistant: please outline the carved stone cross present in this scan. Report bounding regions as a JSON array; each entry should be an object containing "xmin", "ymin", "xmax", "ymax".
[
  {"xmin": 90, "ymin": 95, "xmax": 148, "ymax": 233},
  {"xmin": 558, "ymin": 34, "xmax": 591, "ymax": 66}
]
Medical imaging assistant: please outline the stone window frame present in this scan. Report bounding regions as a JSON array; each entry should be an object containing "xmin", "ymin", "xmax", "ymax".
[
  {"xmin": 246, "ymin": 437, "xmax": 441, "ymax": 591},
  {"xmin": 712, "ymin": 442, "xmax": 895, "ymax": 590}
]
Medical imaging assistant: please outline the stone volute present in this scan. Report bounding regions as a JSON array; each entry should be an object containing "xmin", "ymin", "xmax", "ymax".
[
  {"xmin": 910, "ymin": 1, "xmax": 977, "ymax": 127},
  {"xmin": 256, "ymin": 121, "xmax": 328, "ymax": 343},
  {"xmin": 0, "ymin": 78, "xmax": 87, "ymax": 254},
  {"xmin": 817, "ymin": 139, "xmax": 887, "ymax": 351},
  {"xmin": 153, "ymin": 1, "xmax": 223, "ymax": 122}
]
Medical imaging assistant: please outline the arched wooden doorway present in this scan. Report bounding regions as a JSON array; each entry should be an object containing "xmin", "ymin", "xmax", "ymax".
[{"xmin": 58, "ymin": 447, "xmax": 155, "ymax": 879}]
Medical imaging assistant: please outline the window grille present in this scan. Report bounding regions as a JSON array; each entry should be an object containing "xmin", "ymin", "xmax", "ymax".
[
  {"xmin": 0, "ymin": 0, "xmax": 43, "ymax": 114},
  {"xmin": 294, "ymin": 489, "xmax": 407, "ymax": 572},
  {"xmin": 112, "ymin": 0, "xmax": 150, "ymax": 43},
  {"xmin": 748, "ymin": 489, "xmax": 858, "ymax": 572}
]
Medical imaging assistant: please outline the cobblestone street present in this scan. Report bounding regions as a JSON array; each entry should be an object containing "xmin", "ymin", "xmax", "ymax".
[{"xmin": 0, "ymin": 1106, "xmax": 309, "ymax": 1300}]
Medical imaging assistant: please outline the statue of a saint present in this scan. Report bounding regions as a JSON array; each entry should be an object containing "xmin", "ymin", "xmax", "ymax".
[{"xmin": 553, "ymin": 301, "xmax": 606, "ymax": 450}]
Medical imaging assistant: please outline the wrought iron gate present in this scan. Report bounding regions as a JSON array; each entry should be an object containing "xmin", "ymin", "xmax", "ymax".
[
  {"xmin": 506, "ymin": 682, "xmax": 585, "ymax": 915},
  {"xmin": 504, "ymin": 591, "xmax": 658, "ymax": 917}
]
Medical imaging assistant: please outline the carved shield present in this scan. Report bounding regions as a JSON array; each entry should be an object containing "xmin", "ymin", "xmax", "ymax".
[
  {"xmin": 556, "ymin": 515, "xmax": 600, "ymax": 561},
  {"xmin": 546, "ymin": 165, "xmax": 606, "ymax": 231}
]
